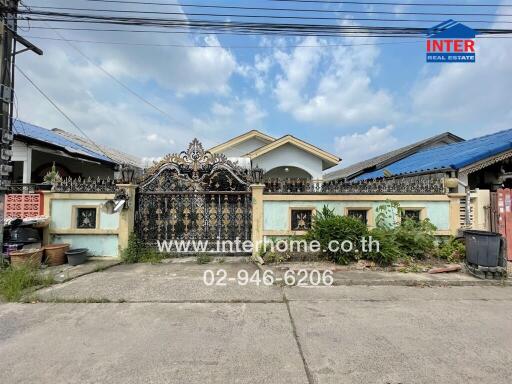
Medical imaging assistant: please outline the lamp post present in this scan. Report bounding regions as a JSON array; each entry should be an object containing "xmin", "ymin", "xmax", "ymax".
[
  {"xmin": 251, "ymin": 167, "xmax": 264, "ymax": 184},
  {"xmin": 121, "ymin": 165, "xmax": 135, "ymax": 184}
]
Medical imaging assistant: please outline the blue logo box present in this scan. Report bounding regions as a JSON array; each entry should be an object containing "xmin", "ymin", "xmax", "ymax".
[{"xmin": 426, "ymin": 53, "xmax": 476, "ymax": 63}]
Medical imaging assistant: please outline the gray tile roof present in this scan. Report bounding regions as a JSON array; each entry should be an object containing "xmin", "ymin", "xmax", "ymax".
[
  {"xmin": 324, "ymin": 132, "xmax": 464, "ymax": 181},
  {"xmin": 51, "ymin": 128, "xmax": 143, "ymax": 169}
]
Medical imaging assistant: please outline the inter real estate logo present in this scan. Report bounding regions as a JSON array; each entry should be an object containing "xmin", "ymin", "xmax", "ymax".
[{"xmin": 426, "ymin": 20, "xmax": 477, "ymax": 63}]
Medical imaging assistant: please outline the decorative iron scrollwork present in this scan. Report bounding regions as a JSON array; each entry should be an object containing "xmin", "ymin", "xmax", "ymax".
[
  {"xmin": 139, "ymin": 139, "xmax": 253, "ymax": 192},
  {"xmin": 52, "ymin": 177, "xmax": 118, "ymax": 193},
  {"xmin": 265, "ymin": 173, "xmax": 446, "ymax": 195}
]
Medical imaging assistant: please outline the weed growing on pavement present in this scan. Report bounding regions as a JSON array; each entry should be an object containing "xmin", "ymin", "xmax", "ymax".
[
  {"xmin": 0, "ymin": 266, "xmax": 53, "ymax": 302},
  {"xmin": 122, "ymin": 233, "xmax": 165, "ymax": 264},
  {"xmin": 197, "ymin": 254, "xmax": 212, "ymax": 264}
]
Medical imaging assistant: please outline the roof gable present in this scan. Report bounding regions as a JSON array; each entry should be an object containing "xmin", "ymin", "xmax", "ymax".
[
  {"xmin": 246, "ymin": 135, "xmax": 340, "ymax": 168},
  {"xmin": 209, "ymin": 130, "xmax": 275, "ymax": 154}
]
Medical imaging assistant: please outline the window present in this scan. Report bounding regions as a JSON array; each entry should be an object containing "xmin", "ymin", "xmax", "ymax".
[
  {"xmin": 347, "ymin": 209, "xmax": 368, "ymax": 225},
  {"xmin": 290, "ymin": 209, "xmax": 313, "ymax": 231},
  {"xmin": 402, "ymin": 209, "xmax": 422, "ymax": 222},
  {"xmin": 75, "ymin": 207, "xmax": 98, "ymax": 229}
]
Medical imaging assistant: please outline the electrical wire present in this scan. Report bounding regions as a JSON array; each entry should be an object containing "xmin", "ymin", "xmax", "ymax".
[
  {"xmin": 21, "ymin": 34, "xmax": 429, "ymax": 48},
  {"xmin": 268, "ymin": 0, "xmax": 512, "ymax": 6},
  {"xmin": 44, "ymin": 0, "xmax": 512, "ymax": 8},
  {"xmin": 11, "ymin": 10, "xmax": 512, "ymax": 38},
  {"xmin": 22, "ymin": 4, "xmax": 512, "ymax": 18}
]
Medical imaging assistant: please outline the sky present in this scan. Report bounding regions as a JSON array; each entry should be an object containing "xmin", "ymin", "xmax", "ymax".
[{"xmin": 14, "ymin": 0, "xmax": 512, "ymax": 171}]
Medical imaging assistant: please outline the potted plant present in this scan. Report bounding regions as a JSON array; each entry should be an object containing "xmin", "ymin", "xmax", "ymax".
[{"xmin": 39, "ymin": 162, "xmax": 62, "ymax": 190}]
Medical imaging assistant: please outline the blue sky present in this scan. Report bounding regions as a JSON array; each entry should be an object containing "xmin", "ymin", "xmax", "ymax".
[{"xmin": 15, "ymin": 1, "xmax": 512, "ymax": 170}]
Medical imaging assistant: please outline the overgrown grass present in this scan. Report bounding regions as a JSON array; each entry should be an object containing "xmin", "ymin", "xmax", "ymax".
[
  {"xmin": 0, "ymin": 266, "xmax": 53, "ymax": 302},
  {"xmin": 121, "ymin": 233, "xmax": 165, "ymax": 264}
]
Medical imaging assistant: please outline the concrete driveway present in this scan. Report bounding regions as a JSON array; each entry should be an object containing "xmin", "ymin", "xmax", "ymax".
[{"xmin": 1, "ymin": 262, "xmax": 512, "ymax": 384}]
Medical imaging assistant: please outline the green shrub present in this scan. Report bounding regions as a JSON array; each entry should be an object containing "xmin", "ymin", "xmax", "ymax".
[
  {"xmin": 394, "ymin": 218, "xmax": 437, "ymax": 259},
  {"xmin": 0, "ymin": 266, "xmax": 52, "ymax": 302},
  {"xmin": 439, "ymin": 237, "xmax": 465, "ymax": 262},
  {"xmin": 307, "ymin": 206, "xmax": 368, "ymax": 264},
  {"xmin": 366, "ymin": 228, "xmax": 403, "ymax": 266}
]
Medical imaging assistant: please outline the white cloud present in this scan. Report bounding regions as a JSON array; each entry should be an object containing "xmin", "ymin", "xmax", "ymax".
[
  {"xmin": 242, "ymin": 99, "xmax": 267, "ymax": 123},
  {"xmin": 273, "ymin": 35, "xmax": 396, "ymax": 126},
  {"xmin": 15, "ymin": 49, "xmax": 196, "ymax": 159},
  {"xmin": 211, "ymin": 102, "xmax": 234, "ymax": 116},
  {"xmin": 22, "ymin": 1, "xmax": 237, "ymax": 96},
  {"xmin": 334, "ymin": 125, "xmax": 398, "ymax": 165},
  {"xmin": 13, "ymin": 1, "xmax": 243, "ymax": 160}
]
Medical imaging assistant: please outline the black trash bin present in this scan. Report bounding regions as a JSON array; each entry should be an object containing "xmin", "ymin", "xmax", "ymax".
[{"xmin": 464, "ymin": 230, "xmax": 503, "ymax": 267}]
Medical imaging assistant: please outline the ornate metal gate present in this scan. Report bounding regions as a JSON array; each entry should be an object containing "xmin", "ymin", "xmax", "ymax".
[{"xmin": 135, "ymin": 139, "xmax": 253, "ymax": 250}]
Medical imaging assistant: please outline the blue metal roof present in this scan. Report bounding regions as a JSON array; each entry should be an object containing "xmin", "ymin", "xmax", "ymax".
[
  {"xmin": 13, "ymin": 120, "xmax": 113, "ymax": 163},
  {"xmin": 355, "ymin": 128, "xmax": 512, "ymax": 181}
]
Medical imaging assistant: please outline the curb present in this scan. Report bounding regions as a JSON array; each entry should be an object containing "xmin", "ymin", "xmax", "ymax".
[{"xmin": 254, "ymin": 262, "xmax": 511, "ymax": 287}]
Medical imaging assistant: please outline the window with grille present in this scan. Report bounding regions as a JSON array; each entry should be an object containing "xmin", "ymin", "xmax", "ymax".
[
  {"xmin": 402, "ymin": 209, "xmax": 421, "ymax": 222},
  {"xmin": 347, "ymin": 209, "xmax": 369, "ymax": 225},
  {"xmin": 290, "ymin": 209, "xmax": 313, "ymax": 230}
]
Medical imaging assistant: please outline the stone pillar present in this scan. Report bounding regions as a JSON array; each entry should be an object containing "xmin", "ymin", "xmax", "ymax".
[
  {"xmin": 251, "ymin": 184, "xmax": 265, "ymax": 257},
  {"xmin": 117, "ymin": 184, "xmax": 137, "ymax": 253},
  {"xmin": 42, "ymin": 191, "xmax": 53, "ymax": 246}
]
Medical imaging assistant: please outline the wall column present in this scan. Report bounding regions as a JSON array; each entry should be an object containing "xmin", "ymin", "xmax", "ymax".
[
  {"xmin": 251, "ymin": 184, "xmax": 265, "ymax": 257},
  {"xmin": 117, "ymin": 184, "xmax": 137, "ymax": 252},
  {"xmin": 22, "ymin": 147, "xmax": 32, "ymax": 183},
  {"xmin": 448, "ymin": 193, "xmax": 462, "ymax": 236}
]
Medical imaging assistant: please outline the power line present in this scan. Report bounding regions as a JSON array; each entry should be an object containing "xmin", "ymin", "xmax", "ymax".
[
  {"xmin": 22, "ymin": 34, "xmax": 429, "ymax": 48},
  {"xmin": 268, "ymin": 0, "xmax": 512, "ymax": 6},
  {"xmin": 22, "ymin": 4, "xmax": 512, "ymax": 18},
  {"xmin": 45, "ymin": 0, "xmax": 512, "ymax": 8},
  {"xmin": 11, "ymin": 10, "xmax": 512, "ymax": 37},
  {"xmin": 13, "ymin": 25, "xmax": 426, "ymax": 38},
  {"xmin": 15, "ymin": 64, "xmax": 114, "ymax": 162}
]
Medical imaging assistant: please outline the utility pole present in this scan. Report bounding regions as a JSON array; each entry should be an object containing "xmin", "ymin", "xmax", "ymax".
[{"xmin": 0, "ymin": 0, "xmax": 42, "ymax": 258}]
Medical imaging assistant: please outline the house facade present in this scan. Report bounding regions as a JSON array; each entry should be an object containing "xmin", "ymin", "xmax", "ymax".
[{"xmin": 209, "ymin": 130, "xmax": 340, "ymax": 181}]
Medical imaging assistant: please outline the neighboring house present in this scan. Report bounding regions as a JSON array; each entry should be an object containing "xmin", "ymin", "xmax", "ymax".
[
  {"xmin": 352, "ymin": 128, "xmax": 512, "ymax": 193},
  {"xmin": 10, "ymin": 120, "xmax": 142, "ymax": 184},
  {"xmin": 209, "ymin": 130, "xmax": 340, "ymax": 180},
  {"xmin": 324, "ymin": 132, "xmax": 464, "ymax": 182}
]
